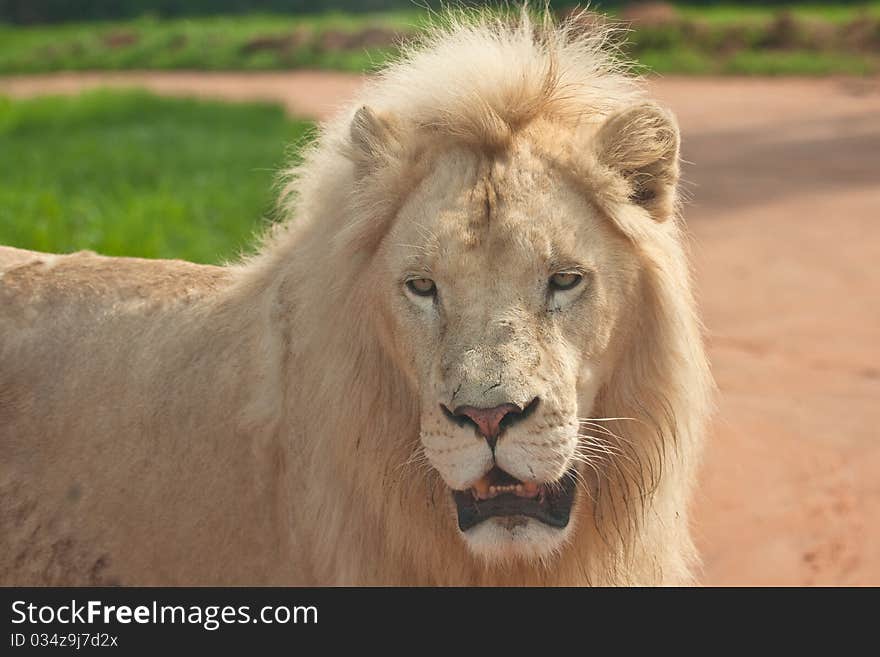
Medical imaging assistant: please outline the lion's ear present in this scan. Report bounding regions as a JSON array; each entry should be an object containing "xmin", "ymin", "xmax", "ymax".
[
  {"xmin": 349, "ymin": 105, "xmax": 399, "ymax": 175},
  {"xmin": 594, "ymin": 102, "xmax": 680, "ymax": 222}
]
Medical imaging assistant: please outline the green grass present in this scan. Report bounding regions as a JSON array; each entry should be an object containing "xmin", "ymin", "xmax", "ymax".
[
  {"xmin": 0, "ymin": 91, "xmax": 312, "ymax": 264},
  {"xmin": 638, "ymin": 47, "xmax": 877, "ymax": 75},
  {"xmin": 671, "ymin": 2, "xmax": 880, "ymax": 24},
  {"xmin": 0, "ymin": 11, "xmax": 425, "ymax": 74},
  {"xmin": 722, "ymin": 49, "xmax": 877, "ymax": 75},
  {"xmin": 1, "ymin": 4, "xmax": 879, "ymax": 76},
  {"xmin": 624, "ymin": 2, "xmax": 880, "ymax": 75}
]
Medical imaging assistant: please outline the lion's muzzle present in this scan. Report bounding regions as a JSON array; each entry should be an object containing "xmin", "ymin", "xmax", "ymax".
[{"xmin": 431, "ymin": 394, "xmax": 579, "ymax": 532}]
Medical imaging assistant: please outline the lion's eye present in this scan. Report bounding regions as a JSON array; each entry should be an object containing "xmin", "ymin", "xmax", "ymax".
[
  {"xmin": 549, "ymin": 272, "xmax": 583, "ymax": 291},
  {"xmin": 406, "ymin": 278, "xmax": 437, "ymax": 297}
]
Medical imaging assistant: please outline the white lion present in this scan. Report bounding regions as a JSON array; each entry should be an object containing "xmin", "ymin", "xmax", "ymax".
[{"xmin": 0, "ymin": 9, "xmax": 711, "ymax": 585}]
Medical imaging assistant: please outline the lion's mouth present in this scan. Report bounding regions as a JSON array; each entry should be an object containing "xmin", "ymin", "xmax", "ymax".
[{"xmin": 451, "ymin": 466, "xmax": 577, "ymax": 531}]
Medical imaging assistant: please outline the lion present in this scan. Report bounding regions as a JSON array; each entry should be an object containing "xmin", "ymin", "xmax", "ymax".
[{"xmin": 0, "ymin": 8, "xmax": 712, "ymax": 586}]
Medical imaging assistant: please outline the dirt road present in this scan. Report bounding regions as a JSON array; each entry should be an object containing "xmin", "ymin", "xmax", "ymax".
[
  {"xmin": 0, "ymin": 71, "xmax": 367, "ymax": 122},
  {"xmin": 3, "ymin": 71, "xmax": 879, "ymax": 585}
]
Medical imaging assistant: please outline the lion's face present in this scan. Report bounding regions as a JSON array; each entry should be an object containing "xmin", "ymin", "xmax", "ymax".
[{"xmin": 378, "ymin": 139, "xmax": 641, "ymax": 561}]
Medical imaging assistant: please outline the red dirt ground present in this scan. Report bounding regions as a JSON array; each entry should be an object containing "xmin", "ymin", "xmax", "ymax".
[{"xmin": 3, "ymin": 71, "xmax": 878, "ymax": 585}]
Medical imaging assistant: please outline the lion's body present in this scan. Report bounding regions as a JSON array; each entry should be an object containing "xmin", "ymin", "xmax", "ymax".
[
  {"xmin": 0, "ymin": 10, "xmax": 711, "ymax": 586},
  {"xmin": 0, "ymin": 248, "xmax": 297, "ymax": 584}
]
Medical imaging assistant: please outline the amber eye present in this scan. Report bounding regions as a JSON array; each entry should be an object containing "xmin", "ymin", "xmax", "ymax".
[
  {"xmin": 549, "ymin": 272, "xmax": 583, "ymax": 291},
  {"xmin": 406, "ymin": 278, "xmax": 437, "ymax": 297}
]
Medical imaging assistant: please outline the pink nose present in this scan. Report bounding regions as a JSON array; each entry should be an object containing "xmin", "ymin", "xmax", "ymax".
[{"xmin": 453, "ymin": 403, "xmax": 522, "ymax": 441}]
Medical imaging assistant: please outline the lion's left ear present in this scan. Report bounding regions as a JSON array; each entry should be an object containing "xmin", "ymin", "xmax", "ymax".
[
  {"xmin": 594, "ymin": 102, "xmax": 680, "ymax": 222},
  {"xmin": 348, "ymin": 105, "xmax": 400, "ymax": 176}
]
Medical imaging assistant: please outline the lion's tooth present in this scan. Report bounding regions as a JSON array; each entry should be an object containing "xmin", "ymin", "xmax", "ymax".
[
  {"xmin": 515, "ymin": 483, "xmax": 538, "ymax": 498},
  {"xmin": 472, "ymin": 476, "xmax": 490, "ymax": 499}
]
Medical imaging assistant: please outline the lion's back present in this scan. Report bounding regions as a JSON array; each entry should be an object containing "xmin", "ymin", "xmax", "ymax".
[
  {"xmin": 0, "ymin": 245, "xmax": 39, "ymax": 271},
  {"xmin": 0, "ymin": 246, "xmax": 230, "ymax": 307},
  {"xmin": 0, "ymin": 245, "xmax": 233, "ymax": 436},
  {"xmin": 0, "ymin": 246, "xmax": 232, "ymax": 420}
]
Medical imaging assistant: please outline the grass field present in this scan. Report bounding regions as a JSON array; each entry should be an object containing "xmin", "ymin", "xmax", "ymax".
[
  {"xmin": 0, "ymin": 11, "xmax": 423, "ymax": 75},
  {"xmin": 672, "ymin": 2, "xmax": 880, "ymax": 23},
  {"xmin": 0, "ymin": 3, "xmax": 879, "ymax": 76},
  {"xmin": 0, "ymin": 91, "xmax": 312, "ymax": 264}
]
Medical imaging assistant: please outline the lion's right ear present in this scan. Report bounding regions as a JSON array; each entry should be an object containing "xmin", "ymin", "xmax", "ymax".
[
  {"xmin": 348, "ymin": 105, "xmax": 400, "ymax": 176},
  {"xmin": 593, "ymin": 102, "xmax": 680, "ymax": 222}
]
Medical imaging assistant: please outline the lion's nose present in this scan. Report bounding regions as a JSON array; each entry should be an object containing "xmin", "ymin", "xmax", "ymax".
[{"xmin": 443, "ymin": 398, "xmax": 540, "ymax": 450}]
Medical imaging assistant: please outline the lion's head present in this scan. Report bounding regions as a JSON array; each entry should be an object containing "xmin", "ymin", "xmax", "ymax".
[
  {"xmin": 279, "ymin": 9, "xmax": 711, "ymax": 582},
  {"xmin": 376, "ymin": 128, "xmax": 653, "ymax": 560}
]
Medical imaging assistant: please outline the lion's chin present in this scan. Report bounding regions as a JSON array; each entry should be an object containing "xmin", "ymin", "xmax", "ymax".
[{"xmin": 459, "ymin": 516, "xmax": 573, "ymax": 562}]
